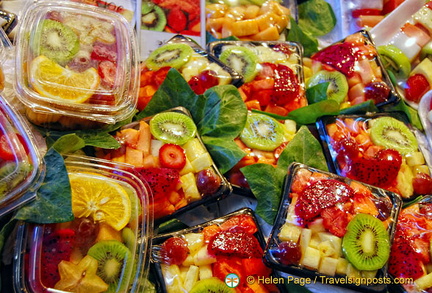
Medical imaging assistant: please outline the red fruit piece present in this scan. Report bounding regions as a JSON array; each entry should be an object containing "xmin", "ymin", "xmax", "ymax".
[
  {"xmin": 332, "ymin": 135, "xmax": 360, "ymax": 158},
  {"xmin": 87, "ymin": 93, "xmax": 116, "ymax": 105},
  {"xmin": 136, "ymin": 167, "xmax": 180, "ymax": 200},
  {"xmin": 405, "ymin": 74, "xmax": 430, "ymax": 103},
  {"xmin": 321, "ymin": 205, "xmax": 350, "ymax": 237},
  {"xmin": 159, "ymin": 143, "xmax": 186, "ymax": 169},
  {"xmin": 212, "ymin": 257, "xmax": 245, "ymax": 283},
  {"xmin": 272, "ymin": 241, "xmax": 302, "ymax": 265},
  {"xmin": 351, "ymin": 8, "xmax": 382, "ymax": 18},
  {"xmin": 159, "ymin": 236, "xmax": 189, "ymax": 265},
  {"xmin": 0, "ymin": 133, "xmax": 16, "ymax": 161},
  {"xmin": 152, "ymin": 67, "xmax": 171, "ymax": 86},
  {"xmin": 196, "ymin": 168, "xmax": 221, "ymax": 195},
  {"xmin": 271, "ymin": 64, "xmax": 300, "ymax": 106},
  {"xmin": 242, "ymin": 257, "xmax": 272, "ymax": 277},
  {"xmin": 41, "ymin": 228, "xmax": 76, "ymax": 288},
  {"xmin": 219, "ymin": 214, "xmax": 258, "ymax": 234},
  {"xmin": 98, "ymin": 60, "xmax": 117, "ymax": 89},
  {"xmin": 166, "ymin": 6, "xmax": 187, "ymax": 33},
  {"xmin": 413, "ymin": 172, "xmax": 432, "ymax": 195},
  {"xmin": 295, "ymin": 179, "xmax": 353, "ymax": 223},
  {"xmin": 208, "ymin": 230, "xmax": 263, "ymax": 258},
  {"xmin": 188, "ymin": 70, "xmax": 219, "ymax": 95},
  {"xmin": 91, "ymin": 42, "xmax": 117, "ymax": 62},
  {"xmin": 364, "ymin": 81, "xmax": 391, "ymax": 104},
  {"xmin": 312, "ymin": 42, "xmax": 358, "ymax": 77},
  {"xmin": 272, "ymin": 43, "xmax": 292, "ymax": 56}
]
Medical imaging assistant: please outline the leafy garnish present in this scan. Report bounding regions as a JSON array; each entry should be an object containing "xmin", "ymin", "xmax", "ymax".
[
  {"xmin": 201, "ymin": 137, "xmax": 246, "ymax": 174},
  {"xmin": 14, "ymin": 148, "xmax": 74, "ymax": 223},
  {"xmin": 287, "ymin": 17, "xmax": 318, "ymax": 57},
  {"xmin": 306, "ymin": 82, "xmax": 330, "ymax": 104},
  {"xmin": 298, "ymin": 0, "xmax": 337, "ymax": 37},
  {"xmin": 386, "ymin": 99, "xmax": 423, "ymax": 131},
  {"xmin": 339, "ymin": 100, "xmax": 379, "ymax": 115}
]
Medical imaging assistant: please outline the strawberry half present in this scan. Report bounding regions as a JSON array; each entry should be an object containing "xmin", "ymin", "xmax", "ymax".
[
  {"xmin": 159, "ymin": 143, "xmax": 186, "ymax": 169},
  {"xmin": 271, "ymin": 63, "xmax": 300, "ymax": 106},
  {"xmin": 208, "ymin": 230, "xmax": 263, "ymax": 258}
]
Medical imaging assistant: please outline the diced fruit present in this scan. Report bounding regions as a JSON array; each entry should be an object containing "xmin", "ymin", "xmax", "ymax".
[
  {"xmin": 219, "ymin": 214, "xmax": 258, "ymax": 234},
  {"xmin": 199, "ymin": 264, "xmax": 213, "ymax": 280},
  {"xmin": 184, "ymin": 233, "xmax": 204, "ymax": 255},
  {"xmin": 405, "ymin": 74, "xmax": 430, "ymax": 103},
  {"xmin": 159, "ymin": 143, "xmax": 187, "ymax": 169},
  {"xmin": 183, "ymin": 265, "xmax": 200, "ymax": 291},
  {"xmin": 181, "ymin": 172, "xmax": 201, "ymax": 201},
  {"xmin": 190, "ymin": 153, "xmax": 213, "ymax": 172},
  {"xmin": 194, "ymin": 245, "xmax": 217, "ymax": 266},
  {"xmin": 183, "ymin": 138, "xmax": 206, "ymax": 161},
  {"xmin": 272, "ymin": 241, "xmax": 302, "ymax": 265},
  {"xmin": 208, "ymin": 230, "xmax": 263, "ymax": 258},
  {"xmin": 318, "ymin": 256, "xmax": 339, "ymax": 276},
  {"xmin": 301, "ymin": 246, "xmax": 321, "ymax": 270},
  {"xmin": 279, "ymin": 223, "xmax": 302, "ymax": 243},
  {"xmin": 159, "ymin": 237, "xmax": 190, "ymax": 265},
  {"xmin": 195, "ymin": 168, "xmax": 221, "ymax": 195}
]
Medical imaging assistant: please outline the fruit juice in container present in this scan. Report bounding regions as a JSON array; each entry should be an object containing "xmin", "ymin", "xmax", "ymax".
[
  {"xmin": 96, "ymin": 107, "xmax": 232, "ymax": 222},
  {"xmin": 371, "ymin": 0, "xmax": 432, "ymax": 109},
  {"xmin": 209, "ymin": 40, "xmax": 307, "ymax": 116},
  {"xmin": 305, "ymin": 30, "xmax": 398, "ymax": 109},
  {"xmin": 152, "ymin": 208, "xmax": 284, "ymax": 293},
  {"xmin": 138, "ymin": 34, "xmax": 242, "ymax": 110},
  {"xmin": 316, "ymin": 112, "xmax": 432, "ymax": 201},
  {"xmin": 12, "ymin": 155, "xmax": 152, "ymax": 293},
  {"xmin": 264, "ymin": 163, "xmax": 402, "ymax": 293},
  {"xmin": 0, "ymin": 95, "xmax": 45, "ymax": 216},
  {"xmin": 14, "ymin": 0, "xmax": 139, "ymax": 130}
]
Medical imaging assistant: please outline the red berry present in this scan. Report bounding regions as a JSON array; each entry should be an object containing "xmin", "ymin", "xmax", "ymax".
[
  {"xmin": 188, "ymin": 70, "xmax": 219, "ymax": 94},
  {"xmin": 413, "ymin": 172, "xmax": 432, "ymax": 195},
  {"xmin": 160, "ymin": 237, "xmax": 189, "ymax": 265},
  {"xmin": 159, "ymin": 143, "xmax": 186, "ymax": 169},
  {"xmin": 196, "ymin": 168, "xmax": 221, "ymax": 195},
  {"xmin": 364, "ymin": 81, "xmax": 391, "ymax": 104},
  {"xmin": 98, "ymin": 60, "xmax": 117, "ymax": 88},
  {"xmin": 91, "ymin": 42, "xmax": 117, "ymax": 62},
  {"xmin": 405, "ymin": 74, "xmax": 430, "ymax": 103},
  {"xmin": 272, "ymin": 241, "xmax": 301, "ymax": 265}
]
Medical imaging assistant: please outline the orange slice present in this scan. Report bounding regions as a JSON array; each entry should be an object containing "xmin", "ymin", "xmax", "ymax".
[{"xmin": 30, "ymin": 55, "xmax": 100, "ymax": 104}]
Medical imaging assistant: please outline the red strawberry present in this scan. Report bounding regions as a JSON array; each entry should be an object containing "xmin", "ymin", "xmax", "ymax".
[
  {"xmin": 295, "ymin": 179, "xmax": 353, "ymax": 223},
  {"xmin": 312, "ymin": 42, "xmax": 358, "ymax": 77},
  {"xmin": 271, "ymin": 64, "xmax": 300, "ymax": 106},
  {"xmin": 321, "ymin": 205, "xmax": 350, "ymax": 237},
  {"xmin": 91, "ymin": 42, "xmax": 117, "ymax": 62},
  {"xmin": 159, "ymin": 143, "xmax": 186, "ymax": 169},
  {"xmin": 98, "ymin": 60, "xmax": 117, "ymax": 88},
  {"xmin": 208, "ymin": 230, "xmax": 263, "ymax": 258},
  {"xmin": 159, "ymin": 236, "xmax": 189, "ymax": 265},
  {"xmin": 166, "ymin": 6, "xmax": 187, "ymax": 33},
  {"xmin": 41, "ymin": 228, "xmax": 76, "ymax": 288},
  {"xmin": 188, "ymin": 70, "xmax": 219, "ymax": 94},
  {"xmin": 219, "ymin": 214, "xmax": 258, "ymax": 234},
  {"xmin": 136, "ymin": 167, "xmax": 180, "ymax": 200},
  {"xmin": 405, "ymin": 74, "xmax": 430, "ymax": 103}
]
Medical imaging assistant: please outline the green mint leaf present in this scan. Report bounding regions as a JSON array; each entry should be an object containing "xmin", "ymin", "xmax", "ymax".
[
  {"xmin": 298, "ymin": 0, "xmax": 337, "ymax": 37},
  {"xmin": 306, "ymin": 82, "xmax": 330, "ymax": 104}
]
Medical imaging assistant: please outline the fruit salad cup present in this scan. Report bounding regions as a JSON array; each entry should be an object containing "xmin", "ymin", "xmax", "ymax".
[
  {"xmin": 0, "ymin": 95, "xmax": 45, "ymax": 216},
  {"xmin": 304, "ymin": 30, "xmax": 398, "ymax": 109},
  {"xmin": 14, "ymin": 1, "xmax": 139, "ymax": 130},
  {"xmin": 209, "ymin": 40, "xmax": 307, "ymax": 116},
  {"xmin": 96, "ymin": 107, "xmax": 231, "ymax": 222},
  {"xmin": 225, "ymin": 111, "xmax": 297, "ymax": 194},
  {"xmin": 264, "ymin": 163, "xmax": 402, "ymax": 292},
  {"xmin": 206, "ymin": 0, "xmax": 296, "ymax": 41},
  {"xmin": 13, "ymin": 155, "xmax": 152, "ymax": 293},
  {"xmin": 388, "ymin": 196, "xmax": 432, "ymax": 293},
  {"xmin": 317, "ymin": 112, "xmax": 432, "ymax": 200},
  {"xmin": 152, "ymin": 208, "xmax": 282, "ymax": 293},
  {"xmin": 139, "ymin": 35, "xmax": 242, "ymax": 110}
]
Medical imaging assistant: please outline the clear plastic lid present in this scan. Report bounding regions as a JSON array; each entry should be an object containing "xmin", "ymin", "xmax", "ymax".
[
  {"xmin": 14, "ymin": 0, "xmax": 139, "ymax": 126},
  {"xmin": 13, "ymin": 155, "xmax": 153, "ymax": 293},
  {"xmin": 0, "ymin": 95, "xmax": 44, "ymax": 216}
]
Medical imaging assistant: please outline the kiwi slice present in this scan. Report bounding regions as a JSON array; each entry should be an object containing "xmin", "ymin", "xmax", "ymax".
[
  {"xmin": 145, "ymin": 43, "xmax": 193, "ymax": 70},
  {"xmin": 306, "ymin": 70, "xmax": 348, "ymax": 104},
  {"xmin": 87, "ymin": 240, "xmax": 133, "ymax": 293},
  {"xmin": 0, "ymin": 161, "xmax": 32, "ymax": 198},
  {"xmin": 141, "ymin": 3, "xmax": 167, "ymax": 32},
  {"xmin": 420, "ymin": 41, "xmax": 432, "ymax": 61},
  {"xmin": 377, "ymin": 45, "xmax": 411, "ymax": 80},
  {"xmin": 121, "ymin": 227, "xmax": 136, "ymax": 252},
  {"xmin": 189, "ymin": 277, "xmax": 235, "ymax": 293},
  {"xmin": 219, "ymin": 46, "xmax": 258, "ymax": 83},
  {"xmin": 149, "ymin": 112, "xmax": 197, "ymax": 145},
  {"xmin": 369, "ymin": 116, "xmax": 418, "ymax": 155},
  {"xmin": 240, "ymin": 113, "xmax": 284, "ymax": 151},
  {"xmin": 31, "ymin": 19, "xmax": 79, "ymax": 65},
  {"xmin": 342, "ymin": 213, "xmax": 390, "ymax": 271}
]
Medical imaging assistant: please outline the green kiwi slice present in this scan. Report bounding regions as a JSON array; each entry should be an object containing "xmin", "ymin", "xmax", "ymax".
[
  {"xmin": 369, "ymin": 116, "xmax": 418, "ymax": 155},
  {"xmin": 31, "ymin": 19, "xmax": 80, "ymax": 65},
  {"xmin": 240, "ymin": 113, "xmax": 284, "ymax": 151},
  {"xmin": 306, "ymin": 70, "xmax": 348, "ymax": 104},
  {"xmin": 145, "ymin": 43, "xmax": 193, "ymax": 70},
  {"xmin": 87, "ymin": 240, "xmax": 133, "ymax": 293},
  {"xmin": 141, "ymin": 3, "xmax": 167, "ymax": 32},
  {"xmin": 219, "ymin": 46, "xmax": 258, "ymax": 83},
  {"xmin": 189, "ymin": 277, "xmax": 235, "ymax": 293},
  {"xmin": 121, "ymin": 227, "xmax": 136, "ymax": 252},
  {"xmin": 149, "ymin": 112, "xmax": 197, "ymax": 145},
  {"xmin": 342, "ymin": 213, "xmax": 390, "ymax": 271},
  {"xmin": 377, "ymin": 45, "xmax": 411, "ymax": 80}
]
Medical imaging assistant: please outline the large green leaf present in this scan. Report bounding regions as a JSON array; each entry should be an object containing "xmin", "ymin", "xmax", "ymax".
[
  {"xmin": 201, "ymin": 136, "xmax": 245, "ymax": 174},
  {"xmin": 298, "ymin": 0, "xmax": 337, "ymax": 37}
]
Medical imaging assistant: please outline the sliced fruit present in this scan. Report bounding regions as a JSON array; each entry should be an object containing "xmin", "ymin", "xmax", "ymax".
[
  {"xmin": 208, "ymin": 230, "xmax": 263, "ymax": 258},
  {"xmin": 159, "ymin": 236, "xmax": 189, "ymax": 265},
  {"xmin": 189, "ymin": 277, "xmax": 235, "ymax": 293},
  {"xmin": 377, "ymin": 44, "xmax": 411, "ymax": 80},
  {"xmin": 405, "ymin": 74, "xmax": 430, "ymax": 103},
  {"xmin": 306, "ymin": 70, "xmax": 348, "ymax": 104},
  {"xmin": 150, "ymin": 112, "xmax": 197, "ymax": 145},
  {"xmin": 219, "ymin": 46, "xmax": 258, "ymax": 83},
  {"xmin": 159, "ymin": 143, "xmax": 187, "ymax": 169},
  {"xmin": 145, "ymin": 43, "xmax": 193, "ymax": 70},
  {"xmin": 141, "ymin": 3, "xmax": 167, "ymax": 31}
]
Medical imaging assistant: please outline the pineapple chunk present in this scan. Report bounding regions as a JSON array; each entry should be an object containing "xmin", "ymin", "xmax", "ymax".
[
  {"xmin": 309, "ymin": 218, "xmax": 326, "ymax": 234},
  {"xmin": 317, "ymin": 232, "xmax": 342, "ymax": 257},
  {"xmin": 396, "ymin": 163, "xmax": 414, "ymax": 198},
  {"xmin": 299, "ymin": 228, "xmax": 312, "ymax": 255},
  {"xmin": 191, "ymin": 153, "xmax": 213, "ymax": 172},
  {"xmin": 184, "ymin": 265, "xmax": 200, "ymax": 291},
  {"xmin": 199, "ymin": 264, "xmax": 213, "ymax": 280},
  {"xmin": 183, "ymin": 138, "xmax": 206, "ymax": 162},
  {"xmin": 182, "ymin": 254, "xmax": 195, "ymax": 267},
  {"xmin": 279, "ymin": 223, "xmax": 302, "ymax": 243},
  {"xmin": 300, "ymin": 247, "xmax": 320, "ymax": 270},
  {"xmin": 184, "ymin": 233, "xmax": 204, "ymax": 255},
  {"xmin": 413, "ymin": 165, "xmax": 431, "ymax": 176},
  {"xmin": 181, "ymin": 172, "xmax": 201, "ymax": 201},
  {"xmin": 161, "ymin": 264, "xmax": 186, "ymax": 293},
  {"xmin": 361, "ymin": 270, "xmax": 378, "ymax": 279},
  {"xmin": 180, "ymin": 158, "xmax": 194, "ymax": 175},
  {"xmin": 346, "ymin": 263, "xmax": 361, "ymax": 279},
  {"xmin": 318, "ymin": 256, "xmax": 338, "ymax": 276},
  {"xmin": 336, "ymin": 258, "xmax": 349, "ymax": 276},
  {"xmin": 317, "ymin": 241, "xmax": 338, "ymax": 258},
  {"xmin": 416, "ymin": 272, "xmax": 432, "ymax": 290},
  {"xmin": 308, "ymin": 234, "xmax": 321, "ymax": 249},
  {"xmin": 406, "ymin": 151, "xmax": 426, "ymax": 166},
  {"xmin": 194, "ymin": 245, "xmax": 217, "ymax": 266}
]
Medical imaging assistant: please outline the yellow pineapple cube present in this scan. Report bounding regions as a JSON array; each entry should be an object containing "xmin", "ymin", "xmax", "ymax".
[
  {"xmin": 406, "ymin": 151, "xmax": 426, "ymax": 166},
  {"xmin": 317, "ymin": 241, "xmax": 338, "ymax": 258},
  {"xmin": 199, "ymin": 264, "xmax": 213, "ymax": 280},
  {"xmin": 191, "ymin": 153, "xmax": 213, "ymax": 172},
  {"xmin": 279, "ymin": 223, "xmax": 302, "ymax": 243},
  {"xmin": 180, "ymin": 158, "xmax": 194, "ymax": 175},
  {"xmin": 183, "ymin": 138, "xmax": 206, "ymax": 162},
  {"xmin": 161, "ymin": 264, "xmax": 186, "ymax": 293},
  {"xmin": 194, "ymin": 245, "xmax": 217, "ymax": 266},
  {"xmin": 301, "ymin": 247, "xmax": 321, "ymax": 270},
  {"xmin": 396, "ymin": 163, "xmax": 414, "ymax": 198},
  {"xmin": 416, "ymin": 272, "xmax": 432, "ymax": 290},
  {"xmin": 181, "ymin": 172, "xmax": 201, "ymax": 201},
  {"xmin": 309, "ymin": 218, "xmax": 326, "ymax": 234},
  {"xmin": 336, "ymin": 258, "xmax": 349, "ymax": 275},
  {"xmin": 319, "ymin": 256, "xmax": 338, "ymax": 276},
  {"xmin": 184, "ymin": 233, "xmax": 204, "ymax": 255},
  {"xmin": 184, "ymin": 265, "xmax": 200, "ymax": 291},
  {"xmin": 299, "ymin": 228, "xmax": 312, "ymax": 255}
]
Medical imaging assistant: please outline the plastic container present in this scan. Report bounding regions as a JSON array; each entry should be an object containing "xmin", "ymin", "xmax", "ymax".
[
  {"xmin": 419, "ymin": 90, "xmax": 432, "ymax": 159},
  {"xmin": 12, "ymin": 155, "xmax": 152, "ymax": 293},
  {"xmin": 306, "ymin": 30, "xmax": 398, "ymax": 109},
  {"xmin": 264, "ymin": 163, "xmax": 402, "ymax": 293},
  {"xmin": 152, "ymin": 208, "xmax": 284, "ymax": 293},
  {"xmin": 316, "ymin": 112, "xmax": 432, "ymax": 201},
  {"xmin": 96, "ymin": 106, "xmax": 232, "ymax": 223},
  {"xmin": 0, "ymin": 95, "xmax": 45, "ymax": 216},
  {"xmin": 138, "ymin": 34, "xmax": 242, "ymax": 110},
  {"xmin": 208, "ymin": 40, "xmax": 307, "ymax": 116},
  {"xmin": 14, "ymin": 0, "xmax": 139, "ymax": 130}
]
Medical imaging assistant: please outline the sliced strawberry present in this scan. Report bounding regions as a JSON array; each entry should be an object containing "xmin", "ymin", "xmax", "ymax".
[
  {"xmin": 91, "ymin": 42, "xmax": 117, "ymax": 62},
  {"xmin": 271, "ymin": 64, "xmax": 300, "ymax": 106},
  {"xmin": 136, "ymin": 167, "xmax": 180, "ymax": 200},
  {"xmin": 188, "ymin": 70, "xmax": 219, "ymax": 95},
  {"xmin": 166, "ymin": 6, "xmax": 187, "ymax": 33},
  {"xmin": 312, "ymin": 42, "xmax": 358, "ymax": 77},
  {"xmin": 351, "ymin": 8, "xmax": 382, "ymax": 18},
  {"xmin": 98, "ymin": 60, "xmax": 117, "ymax": 89},
  {"xmin": 219, "ymin": 214, "xmax": 258, "ymax": 234},
  {"xmin": 208, "ymin": 230, "xmax": 263, "ymax": 258},
  {"xmin": 405, "ymin": 74, "xmax": 430, "ymax": 103},
  {"xmin": 159, "ymin": 144, "xmax": 186, "ymax": 169},
  {"xmin": 159, "ymin": 236, "xmax": 189, "ymax": 265},
  {"xmin": 321, "ymin": 205, "xmax": 350, "ymax": 237},
  {"xmin": 0, "ymin": 133, "xmax": 16, "ymax": 161}
]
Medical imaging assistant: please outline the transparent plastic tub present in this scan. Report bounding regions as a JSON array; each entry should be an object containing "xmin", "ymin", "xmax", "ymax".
[
  {"xmin": 208, "ymin": 40, "xmax": 307, "ymax": 116},
  {"xmin": 264, "ymin": 163, "xmax": 402, "ymax": 293},
  {"xmin": 419, "ymin": 90, "xmax": 432, "ymax": 158},
  {"xmin": 0, "ymin": 94, "xmax": 45, "ymax": 216},
  {"xmin": 14, "ymin": 0, "xmax": 139, "ymax": 130},
  {"xmin": 96, "ymin": 106, "xmax": 232, "ymax": 223},
  {"xmin": 13, "ymin": 155, "xmax": 152, "ymax": 293}
]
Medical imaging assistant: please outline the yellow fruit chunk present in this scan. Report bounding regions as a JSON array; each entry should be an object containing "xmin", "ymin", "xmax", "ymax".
[
  {"xmin": 69, "ymin": 172, "xmax": 131, "ymax": 231},
  {"xmin": 30, "ymin": 55, "xmax": 100, "ymax": 104}
]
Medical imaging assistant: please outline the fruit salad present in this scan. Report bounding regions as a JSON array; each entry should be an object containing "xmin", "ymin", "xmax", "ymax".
[
  {"xmin": 225, "ymin": 112, "xmax": 297, "ymax": 191},
  {"xmin": 14, "ymin": 1, "xmax": 139, "ymax": 129},
  {"xmin": 317, "ymin": 113, "xmax": 432, "ymax": 199},
  {"xmin": 209, "ymin": 40, "xmax": 307, "ymax": 116},
  {"xmin": 206, "ymin": 0, "xmax": 292, "ymax": 41},
  {"xmin": 13, "ymin": 157, "xmax": 151, "ymax": 293},
  {"xmin": 265, "ymin": 163, "xmax": 401, "ymax": 291},
  {"xmin": 0, "ymin": 95, "xmax": 44, "ymax": 216},
  {"xmin": 388, "ymin": 197, "xmax": 432, "ymax": 293},
  {"xmin": 139, "ymin": 35, "xmax": 241, "ymax": 110},
  {"xmin": 96, "ymin": 107, "xmax": 230, "ymax": 221},
  {"xmin": 305, "ymin": 30, "xmax": 397, "ymax": 109},
  {"xmin": 153, "ymin": 209, "xmax": 280, "ymax": 293}
]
